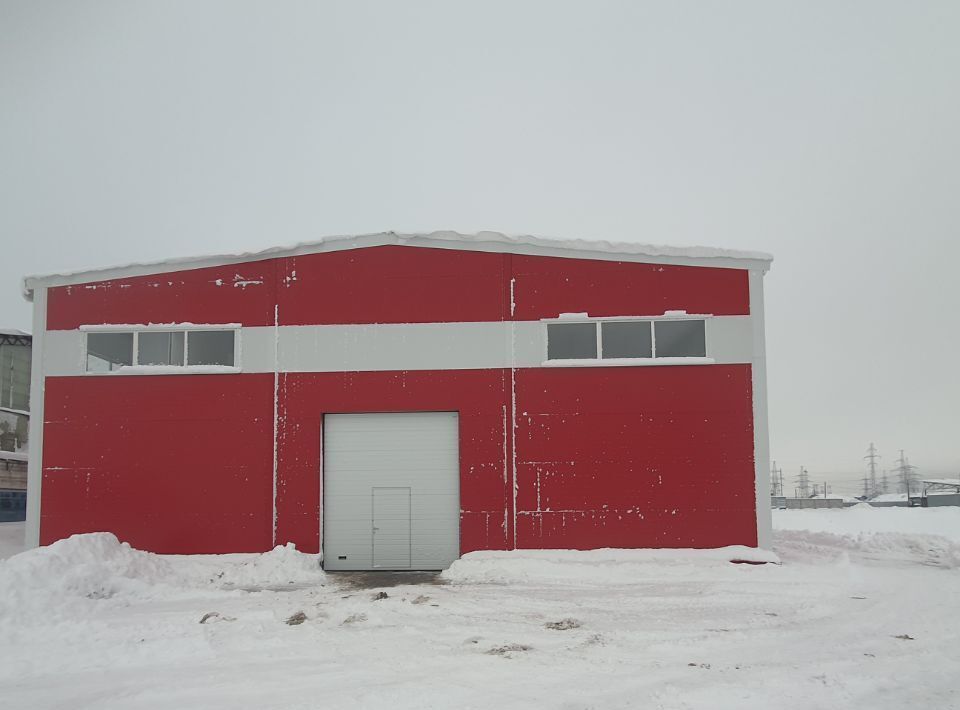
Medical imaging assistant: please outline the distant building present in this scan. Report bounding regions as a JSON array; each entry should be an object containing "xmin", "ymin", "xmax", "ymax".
[
  {"xmin": 920, "ymin": 479, "xmax": 960, "ymax": 507},
  {"xmin": 0, "ymin": 329, "xmax": 30, "ymax": 522}
]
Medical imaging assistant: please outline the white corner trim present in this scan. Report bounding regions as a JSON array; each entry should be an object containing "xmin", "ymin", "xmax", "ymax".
[
  {"xmin": 749, "ymin": 269, "xmax": 772, "ymax": 549},
  {"xmin": 25, "ymin": 286, "xmax": 46, "ymax": 549}
]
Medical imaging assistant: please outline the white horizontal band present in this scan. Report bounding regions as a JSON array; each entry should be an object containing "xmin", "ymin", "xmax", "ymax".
[{"xmin": 42, "ymin": 317, "xmax": 755, "ymax": 377}]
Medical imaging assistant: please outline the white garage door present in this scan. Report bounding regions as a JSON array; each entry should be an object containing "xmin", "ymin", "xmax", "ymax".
[{"xmin": 323, "ymin": 412, "xmax": 460, "ymax": 571}]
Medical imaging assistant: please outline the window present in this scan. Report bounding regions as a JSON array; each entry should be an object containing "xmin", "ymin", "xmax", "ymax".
[
  {"xmin": 186, "ymin": 330, "xmax": 234, "ymax": 366},
  {"xmin": 601, "ymin": 321, "xmax": 652, "ymax": 359},
  {"xmin": 86, "ymin": 332, "xmax": 133, "ymax": 372},
  {"xmin": 546, "ymin": 317, "xmax": 708, "ymax": 362},
  {"xmin": 654, "ymin": 320, "xmax": 706, "ymax": 358},
  {"xmin": 84, "ymin": 328, "xmax": 237, "ymax": 372},
  {"xmin": 0, "ymin": 341, "xmax": 31, "ymax": 411},
  {"xmin": 138, "ymin": 331, "xmax": 185, "ymax": 366},
  {"xmin": 547, "ymin": 322, "xmax": 598, "ymax": 360}
]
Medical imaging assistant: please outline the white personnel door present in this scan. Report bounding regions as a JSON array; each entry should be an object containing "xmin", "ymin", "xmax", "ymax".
[{"xmin": 323, "ymin": 412, "xmax": 460, "ymax": 571}]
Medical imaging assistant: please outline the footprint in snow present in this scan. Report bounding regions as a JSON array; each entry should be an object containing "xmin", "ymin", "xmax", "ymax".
[
  {"xmin": 199, "ymin": 611, "xmax": 236, "ymax": 624},
  {"xmin": 486, "ymin": 643, "xmax": 532, "ymax": 657},
  {"xmin": 545, "ymin": 618, "xmax": 581, "ymax": 631},
  {"xmin": 285, "ymin": 611, "xmax": 307, "ymax": 626}
]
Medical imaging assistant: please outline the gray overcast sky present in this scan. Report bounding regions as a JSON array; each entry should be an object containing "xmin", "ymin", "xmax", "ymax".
[{"xmin": 1, "ymin": 1, "xmax": 958, "ymax": 491}]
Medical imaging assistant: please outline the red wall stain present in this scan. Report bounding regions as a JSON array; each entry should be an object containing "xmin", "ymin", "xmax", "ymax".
[{"xmin": 46, "ymin": 246, "xmax": 750, "ymax": 330}]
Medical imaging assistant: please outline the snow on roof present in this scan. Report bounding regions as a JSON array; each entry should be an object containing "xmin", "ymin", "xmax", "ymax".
[
  {"xmin": 922, "ymin": 479, "xmax": 960, "ymax": 488},
  {"xmin": 0, "ymin": 328, "xmax": 30, "ymax": 337},
  {"xmin": 21, "ymin": 230, "xmax": 773, "ymax": 300}
]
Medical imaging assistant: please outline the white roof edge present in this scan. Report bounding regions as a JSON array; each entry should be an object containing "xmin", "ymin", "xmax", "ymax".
[{"xmin": 22, "ymin": 230, "xmax": 773, "ymax": 300}]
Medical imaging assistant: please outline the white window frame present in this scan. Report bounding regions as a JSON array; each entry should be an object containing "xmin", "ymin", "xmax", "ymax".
[
  {"xmin": 80, "ymin": 324, "xmax": 241, "ymax": 375},
  {"xmin": 542, "ymin": 312, "xmax": 714, "ymax": 367}
]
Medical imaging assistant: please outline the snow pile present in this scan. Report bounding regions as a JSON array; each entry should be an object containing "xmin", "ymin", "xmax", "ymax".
[
  {"xmin": 0, "ymin": 534, "xmax": 324, "ymax": 622},
  {"xmin": 773, "ymin": 505, "xmax": 960, "ymax": 541},
  {"xmin": 870, "ymin": 493, "xmax": 909, "ymax": 503},
  {"xmin": 0, "ymin": 533, "xmax": 178, "ymax": 619},
  {"xmin": 773, "ymin": 506, "xmax": 960, "ymax": 568},
  {"xmin": 809, "ymin": 493, "xmax": 861, "ymax": 503},
  {"xmin": 776, "ymin": 529, "xmax": 960, "ymax": 568},
  {"xmin": 443, "ymin": 546, "xmax": 779, "ymax": 585},
  {"xmin": 188, "ymin": 543, "xmax": 326, "ymax": 589},
  {"xmin": 0, "ymin": 521, "xmax": 25, "ymax": 560}
]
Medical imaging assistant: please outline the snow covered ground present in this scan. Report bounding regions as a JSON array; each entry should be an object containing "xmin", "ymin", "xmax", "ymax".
[{"xmin": 1, "ymin": 508, "xmax": 958, "ymax": 710}]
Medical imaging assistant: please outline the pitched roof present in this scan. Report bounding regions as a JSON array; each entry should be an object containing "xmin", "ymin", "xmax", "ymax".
[{"xmin": 23, "ymin": 230, "xmax": 773, "ymax": 300}]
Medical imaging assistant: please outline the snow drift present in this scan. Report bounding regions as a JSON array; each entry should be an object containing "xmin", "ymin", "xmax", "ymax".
[
  {"xmin": 0, "ymin": 533, "xmax": 324, "ymax": 623},
  {"xmin": 773, "ymin": 504, "xmax": 960, "ymax": 541},
  {"xmin": 442, "ymin": 546, "xmax": 780, "ymax": 585}
]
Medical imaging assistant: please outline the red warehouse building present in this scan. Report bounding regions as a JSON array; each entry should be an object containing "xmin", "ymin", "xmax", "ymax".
[{"xmin": 22, "ymin": 231, "xmax": 773, "ymax": 569}]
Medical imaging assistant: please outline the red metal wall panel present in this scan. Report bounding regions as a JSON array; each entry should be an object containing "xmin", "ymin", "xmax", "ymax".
[
  {"xmin": 276, "ymin": 247, "xmax": 510, "ymax": 325},
  {"xmin": 39, "ymin": 365, "xmax": 757, "ymax": 554},
  {"xmin": 514, "ymin": 365, "xmax": 757, "ymax": 549},
  {"xmin": 511, "ymin": 254, "xmax": 750, "ymax": 319},
  {"xmin": 46, "ymin": 260, "xmax": 280, "ymax": 330},
  {"xmin": 40, "ymin": 374, "xmax": 275, "ymax": 553},
  {"xmin": 46, "ymin": 246, "xmax": 749, "ymax": 329}
]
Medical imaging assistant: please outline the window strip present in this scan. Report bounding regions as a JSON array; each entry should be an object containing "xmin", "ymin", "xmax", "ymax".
[
  {"xmin": 546, "ymin": 316, "xmax": 708, "ymax": 362},
  {"xmin": 84, "ymin": 326, "xmax": 239, "ymax": 372}
]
